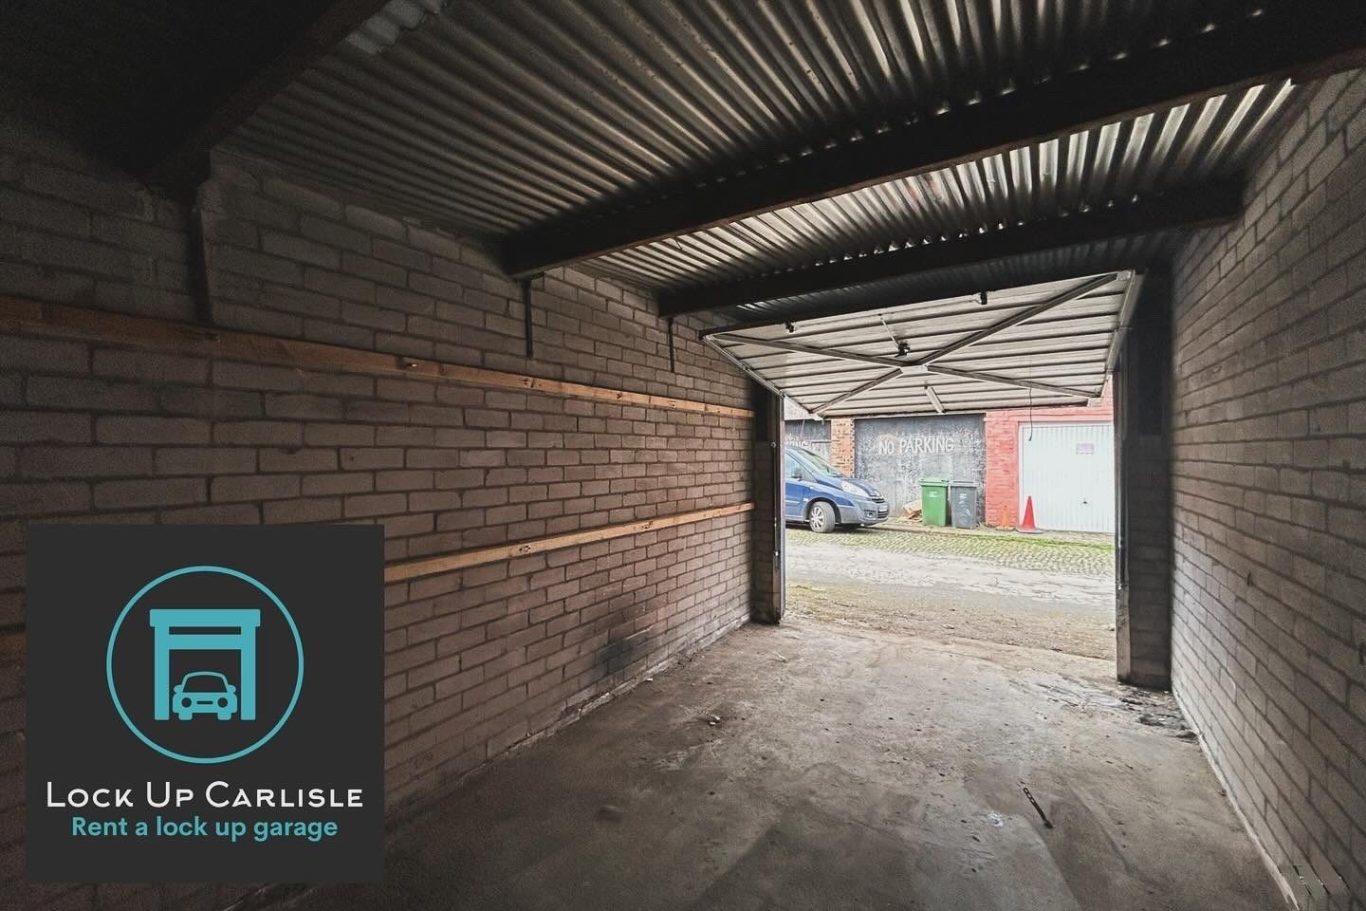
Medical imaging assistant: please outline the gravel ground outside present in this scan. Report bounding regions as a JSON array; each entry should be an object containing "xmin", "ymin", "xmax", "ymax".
[
  {"xmin": 880, "ymin": 516, "xmax": 1115, "ymax": 546},
  {"xmin": 788, "ymin": 523, "xmax": 1115, "ymax": 577},
  {"xmin": 786, "ymin": 523, "xmax": 1117, "ymax": 660}
]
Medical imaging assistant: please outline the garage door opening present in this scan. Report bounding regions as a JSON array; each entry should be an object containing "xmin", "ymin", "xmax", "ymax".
[
  {"xmin": 779, "ymin": 419, "xmax": 1118, "ymax": 663},
  {"xmin": 709, "ymin": 272, "xmax": 1131, "ymax": 668}
]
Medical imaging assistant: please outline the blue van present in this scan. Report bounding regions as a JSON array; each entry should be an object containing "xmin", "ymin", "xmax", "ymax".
[{"xmin": 784, "ymin": 446, "xmax": 890, "ymax": 533}]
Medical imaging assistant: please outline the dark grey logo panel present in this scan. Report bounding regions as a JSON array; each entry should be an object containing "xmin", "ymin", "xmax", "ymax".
[{"xmin": 26, "ymin": 525, "xmax": 383, "ymax": 883}]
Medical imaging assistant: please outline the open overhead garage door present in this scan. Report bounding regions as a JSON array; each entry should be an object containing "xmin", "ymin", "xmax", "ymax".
[{"xmin": 704, "ymin": 271, "xmax": 1137, "ymax": 418}]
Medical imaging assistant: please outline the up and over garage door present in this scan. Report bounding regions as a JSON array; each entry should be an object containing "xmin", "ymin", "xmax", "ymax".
[
  {"xmin": 704, "ymin": 272, "xmax": 1133, "ymax": 535},
  {"xmin": 1018, "ymin": 423, "xmax": 1115, "ymax": 533}
]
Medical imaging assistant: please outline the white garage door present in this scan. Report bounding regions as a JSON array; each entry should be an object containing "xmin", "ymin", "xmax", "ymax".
[{"xmin": 1018, "ymin": 423, "xmax": 1114, "ymax": 533}]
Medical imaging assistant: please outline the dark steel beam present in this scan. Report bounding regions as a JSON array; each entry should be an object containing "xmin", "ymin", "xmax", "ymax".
[
  {"xmin": 664, "ymin": 182, "xmax": 1242, "ymax": 315},
  {"xmin": 144, "ymin": 1, "xmax": 392, "ymax": 188},
  {"xmin": 500, "ymin": 3, "xmax": 1365, "ymax": 277}
]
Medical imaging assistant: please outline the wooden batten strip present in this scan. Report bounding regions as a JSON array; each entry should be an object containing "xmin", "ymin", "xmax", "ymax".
[
  {"xmin": 0, "ymin": 503, "xmax": 757, "ymax": 635},
  {"xmin": 0, "ymin": 297, "xmax": 753, "ymax": 419},
  {"xmin": 385, "ymin": 502, "xmax": 756, "ymax": 582}
]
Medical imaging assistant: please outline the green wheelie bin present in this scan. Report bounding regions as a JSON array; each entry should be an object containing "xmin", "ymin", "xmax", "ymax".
[{"xmin": 919, "ymin": 478, "xmax": 948, "ymax": 527}]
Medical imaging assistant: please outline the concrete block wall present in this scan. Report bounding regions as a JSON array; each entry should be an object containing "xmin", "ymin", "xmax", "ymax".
[
  {"xmin": 0, "ymin": 119, "xmax": 758, "ymax": 910},
  {"xmin": 1171, "ymin": 71, "xmax": 1366, "ymax": 908}
]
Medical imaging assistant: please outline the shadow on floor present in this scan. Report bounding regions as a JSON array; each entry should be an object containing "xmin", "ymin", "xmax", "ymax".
[{"xmin": 292, "ymin": 620, "xmax": 1281, "ymax": 911}]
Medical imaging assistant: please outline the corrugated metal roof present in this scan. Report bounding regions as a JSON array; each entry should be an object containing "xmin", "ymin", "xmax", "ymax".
[
  {"xmin": 232, "ymin": 0, "xmax": 1214, "ymax": 231},
  {"xmin": 705, "ymin": 271, "xmax": 1136, "ymax": 417},
  {"xmin": 591, "ymin": 82, "xmax": 1290, "ymax": 289},
  {"xmin": 224, "ymin": 0, "xmax": 1297, "ymax": 299}
]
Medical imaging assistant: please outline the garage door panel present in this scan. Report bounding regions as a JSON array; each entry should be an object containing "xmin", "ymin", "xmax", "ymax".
[
  {"xmin": 1018, "ymin": 423, "xmax": 1116, "ymax": 532},
  {"xmin": 754, "ymin": 361, "xmax": 891, "ymax": 382},
  {"xmin": 707, "ymin": 271, "xmax": 1134, "ymax": 417},
  {"xmin": 940, "ymin": 351, "xmax": 1111, "ymax": 373},
  {"xmin": 937, "ymin": 335, "xmax": 1114, "ymax": 361}
]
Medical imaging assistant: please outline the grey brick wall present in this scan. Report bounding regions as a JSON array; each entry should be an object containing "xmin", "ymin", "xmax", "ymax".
[
  {"xmin": 0, "ymin": 119, "xmax": 756, "ymax": 910},
  {"xmin": 198, "ymin": 153, "xmax": 745, "ymax": 408},
  {"xmin": 1171, "ymin": 71, "xmax": 1366, "ymax": 909}
]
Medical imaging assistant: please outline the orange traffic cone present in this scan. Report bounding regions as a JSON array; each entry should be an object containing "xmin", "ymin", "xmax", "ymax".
[{"xmin": 1018, "ymin": 496, "xmax": 1041, "ymax": 534}]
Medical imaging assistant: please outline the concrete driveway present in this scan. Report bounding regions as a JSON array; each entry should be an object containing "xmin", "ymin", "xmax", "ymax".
[{"xmin": 786, "ymin": 524, "xmax": 1116, "ymax": 660}]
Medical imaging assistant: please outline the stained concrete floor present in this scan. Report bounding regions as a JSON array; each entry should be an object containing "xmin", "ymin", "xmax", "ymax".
[{"xmin": 298, "ymin": 619, "xmax": 1282, "ymax": 911}]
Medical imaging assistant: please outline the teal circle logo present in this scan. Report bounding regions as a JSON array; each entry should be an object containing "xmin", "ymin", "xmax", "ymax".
[{"xmin": 105, "ymin": 565, "xmax": 304, "ymax": 764}]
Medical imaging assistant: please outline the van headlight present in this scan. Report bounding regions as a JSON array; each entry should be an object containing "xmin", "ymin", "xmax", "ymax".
[{"xmin": 839, "ymin": 480, "xmax": 865, "ymax": 496}]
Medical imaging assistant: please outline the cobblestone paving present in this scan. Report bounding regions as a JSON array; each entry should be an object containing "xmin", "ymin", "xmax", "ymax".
[{"xmin": 787, "ymin": 524, "xmax": 1114, "ymax": 578}]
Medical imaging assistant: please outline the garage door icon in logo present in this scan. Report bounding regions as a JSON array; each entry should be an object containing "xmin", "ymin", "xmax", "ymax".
[
  {"xmin": 106, "ymin": 565, "xmax": 304, "ymax": 764},
  {"xmin": 148, "ymin": 608, "xmax": 259, "ymax": 721}
]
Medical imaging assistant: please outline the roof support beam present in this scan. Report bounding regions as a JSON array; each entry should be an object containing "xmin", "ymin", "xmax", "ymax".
[
  {"xmin": 926, "ymin": 366, "xmax": 1095, "ymax": 400},
  {"xmin": 709, "ymin": 334, "xmax": 906, "ymax": 369},
  {"xmin": 924, "ymin": 386, "xmax": 946, "ymax": 415},
  {"xmin": 500, "ymin": 3, "xmax": 1366, "ymax": 277},
  {"xmin": 814, "ymin": 370, "xmax": 903, "ymax": 416},
  {"xmin": 911, "ymin": 274, "xmax": 1119, "ymax": 365},
  {"xmin": 661, "ymin": 182, "xmax": 1241, "ymax": 315},
  {"xmin": 143, "ymin": 0, "xmax": 392, "ymax": 187}
]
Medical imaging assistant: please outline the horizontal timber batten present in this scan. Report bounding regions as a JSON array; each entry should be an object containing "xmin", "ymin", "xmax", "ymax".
[
  {"xmin": 385, "ymin": 502, "xmax": 756, "ymax": 582},
  {"xmin": 0, "ymin": 503, "xmax": 755, "ymax": 636},
  {"xmin": 0, "ymin": 296, "xmax": 753, "ymax": 419}
]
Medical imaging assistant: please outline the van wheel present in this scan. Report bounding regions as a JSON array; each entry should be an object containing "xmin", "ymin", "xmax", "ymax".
[{"xmin": 808, "ymin": 501, "xmax": 837, "ymax": 533}]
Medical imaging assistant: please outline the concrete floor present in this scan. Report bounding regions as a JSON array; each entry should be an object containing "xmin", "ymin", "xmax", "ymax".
[{"xmin": 298, "ymin": 619, "xmax": 1282, "ymax": 911}]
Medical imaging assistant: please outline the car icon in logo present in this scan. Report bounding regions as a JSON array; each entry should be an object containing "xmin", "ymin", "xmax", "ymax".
[{"xmin": 172, "ymin": 671, "xmax": 238, "ymax": 721}]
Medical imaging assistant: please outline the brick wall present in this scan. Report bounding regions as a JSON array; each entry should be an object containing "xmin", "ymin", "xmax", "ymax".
[
  {"xmin": 828, "ymin": 418, "xmax": 854, "ymax": 474},
  {"xmin": 982, "ymin": 383, "xmax": 1114, "ymax": 528},
  {"xmin": 1170, "ymin": 71, "xmax": 1366, "ymax": 908},
  {"xmin": 0, "ymin": 118, "xmax": 758, "ymax": 910}
]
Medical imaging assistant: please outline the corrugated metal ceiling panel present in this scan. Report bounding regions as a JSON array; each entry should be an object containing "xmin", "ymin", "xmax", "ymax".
[
  {"xmin": 225, "ymin": 0, "xmax": 1295, "ymax": 298},
  {"xmin": 591, "ymin": 81, "xmax": 1291, "ymax": 288},
  {"xmin": 233, "ymin": 0, "xmax": 1225, "ymax": 230}
]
